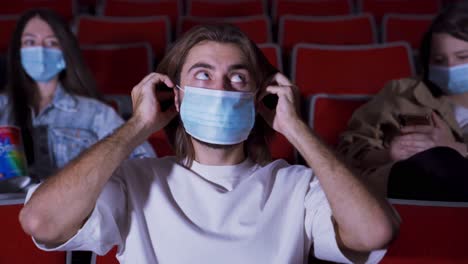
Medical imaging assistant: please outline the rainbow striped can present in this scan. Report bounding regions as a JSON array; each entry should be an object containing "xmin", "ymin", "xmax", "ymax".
[{"xmin": 0, "ymin": 126, "xmax": 30, "ymax": 192}]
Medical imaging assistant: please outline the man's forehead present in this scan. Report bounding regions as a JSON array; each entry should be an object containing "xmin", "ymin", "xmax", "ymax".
[{"xmin": 184, "ymin": 41, "xmax": 248, "ymax": 68}]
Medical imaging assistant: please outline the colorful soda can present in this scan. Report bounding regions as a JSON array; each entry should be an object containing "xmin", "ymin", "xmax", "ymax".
[{"xmin": 0, "ymin": 126, "xmax": 31, "ymax": 193}]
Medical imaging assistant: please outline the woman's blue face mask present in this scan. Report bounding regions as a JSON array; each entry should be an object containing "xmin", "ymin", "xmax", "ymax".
[
  {"xmin": 429, "ymin": 63, "xmax": 468, "ymax": 95},
  {"xmin": 21, "ymin": 47, "xmax": 66, "ymax": 82},
  {"xmin": 176, "ymin": 85, "xmax": 256, "ymax": 145}
]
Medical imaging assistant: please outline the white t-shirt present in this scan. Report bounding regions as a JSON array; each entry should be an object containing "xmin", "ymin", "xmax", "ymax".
[{"xmin": 27, "ymin": 157, "xmax": 385, "ymax": 264}]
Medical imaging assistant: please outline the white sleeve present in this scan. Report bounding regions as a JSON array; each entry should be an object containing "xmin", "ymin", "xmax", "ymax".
[
  {"xmin": 304, "ymin": 176, "xmax": 386, "ymax": 264},
  {"xmin": 25, "ymin": 168, "xmax": 128, "ymax": 256}
]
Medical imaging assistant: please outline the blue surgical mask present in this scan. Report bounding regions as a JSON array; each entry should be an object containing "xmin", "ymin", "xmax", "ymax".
[
  {"xmin": 177, "ymin": 85, "xmax": 255, "ymax": 145},
  {"xmin": 428, "ymin": 63, "xmax": 468, "ymax": 95},
  {"xmin": 21, "ymin": 47, "xmax": 66, "ymax": 82}
]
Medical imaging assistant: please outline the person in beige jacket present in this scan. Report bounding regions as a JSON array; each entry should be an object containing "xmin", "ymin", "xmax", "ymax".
[{"xmin": 337, "ymin": 3, "xmax": 468, "ymax": 201}]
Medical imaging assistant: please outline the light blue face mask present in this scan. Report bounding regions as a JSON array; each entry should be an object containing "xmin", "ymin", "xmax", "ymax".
[
  {"xmin": 21, "ymin": 47, "xmax": 66, "ymax": 82},
  {"xmin": 428, "ymin": 63, "xmax": 468, "ymax": 95},
  {"xmin": 177, "ymin": 85, "xmax": 256, "ymax": 145}
]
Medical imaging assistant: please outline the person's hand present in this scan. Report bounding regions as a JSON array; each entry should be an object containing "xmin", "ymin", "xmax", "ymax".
[
  {"xmin": 257, "ymin": 72, "xmax": 301, "ymax": 136},
  {"xmin": 389, "ymin": 133, "xmax": 432, "ymax": 161},
  {"xmin": 130, "ymin": 73, "xmax": 178, "ymax": 135},
  {"xmin": 389, "ymin": 112, "xmax": 463, "ymax": 161}
]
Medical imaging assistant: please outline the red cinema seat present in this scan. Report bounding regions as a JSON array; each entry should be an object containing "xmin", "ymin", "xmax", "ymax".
[
  {"xmin": 0, "ymin": 194, "xmax": 69, "ymax": 264},
  {"xmin": 278, "ymin": 14, "xmax": 377, "ymax": 56},
  {"xmin": 76, "ymin": 15, "xmax": 170, "ymax": 60},
  {"xmin": 0, "ymin": 0, "xmax": 75, "ymax": 22},
  {"xmin": 178, "ymin": 15, "xmax": 272, "ymax": 44},
  {"xmin": 268, "ymin": 132, "xmax": 296, "ymax": 164},
  {"xmin": 186, "ymin": 0, "xmax": 266, "ymax": 17},
  {"xmin": 100, "ymin": 0, "xmax": 182, "ymax": 29},
  {"xmin": 272, "ymin": 0, "xmax": 353, "ymax": 21},
  {"xmin": 0, "ymin": 16, "xmax": 18, "ymax": 54},
  {"xmin": 291, "ymin": 43, "xmax": 415, "ymax": 97},
  {"xmin": 148, "ymin": 130, "xmax": 175, "ymax": 157},
  {"xmin": 258, "ymin": 43, "xmax": 283, "ymax": 72},
  {"xmin": 93, "ymin": 246, "xmax": 118, "ymax": 264},
  {"xmin": 382, "ymin": 14, "xmax": 434, "ymax": 51},
  {"xmin": 81, "ymin": 43, "xmax": 153, "ymax": 96},
  {"xmin": 381, "ymin": 199, "xmax": 468, "ymax": 264},
  {"xmin": 357, "ymin": 0, "xmax": 441, "ymax": 24},
  {"xmin": 308, "ymin": 94, "xmax": 371, "ymax": 146}
]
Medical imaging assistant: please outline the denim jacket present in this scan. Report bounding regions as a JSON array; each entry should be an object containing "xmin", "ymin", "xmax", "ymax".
[{"xmin": 0, "ymin": 85, "xmax": 155, "ymax": 180}]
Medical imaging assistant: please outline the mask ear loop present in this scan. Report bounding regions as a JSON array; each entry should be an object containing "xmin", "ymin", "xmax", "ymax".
[{"xmin": 174, "ymin": 85, "xmax": 184, "ymax": 111}]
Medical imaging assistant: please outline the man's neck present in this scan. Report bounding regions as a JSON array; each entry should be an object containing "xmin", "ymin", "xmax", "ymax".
[{"xmin": 191, "ymin": 139, "xmax": 246, "ymax": 166}]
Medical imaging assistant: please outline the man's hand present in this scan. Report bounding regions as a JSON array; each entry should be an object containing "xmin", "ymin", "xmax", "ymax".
[
  {"xmin": 131, "ymin": 73, "xmax": 178, "ymax": 137},
  {"xmin": 390, "ymin": 112, "xmax": 465, "ymax": 161},
  {"xmin": 257, "ymin": 72, "xmax": 301, "ymax": 137}
]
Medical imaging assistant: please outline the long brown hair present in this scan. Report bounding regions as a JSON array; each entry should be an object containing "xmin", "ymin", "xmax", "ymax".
[
  {"xmin": 157, "ymin": 24, "xmax": 278, "ymax": 167},
  {"xmin": 5, "ymin": 8, "xmax": 100, "ymax": 164},
  {"xmin": 420, "ymin": 2, "xmax": 468, "ymax": 97}
]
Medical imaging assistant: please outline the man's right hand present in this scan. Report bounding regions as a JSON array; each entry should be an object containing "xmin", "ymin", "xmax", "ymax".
[{"xmin": 130, "ymin": 73, "xmax": 178, "ymax": 137}]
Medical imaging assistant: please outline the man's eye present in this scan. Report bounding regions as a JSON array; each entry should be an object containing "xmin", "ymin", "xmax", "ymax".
[
  {"xmin": 230, "ymin": 74, "xmax": 244, "ymax": 83},
  {"xmin": 195, "ymin": 72, "xmax": 210, "ymax": 80}
]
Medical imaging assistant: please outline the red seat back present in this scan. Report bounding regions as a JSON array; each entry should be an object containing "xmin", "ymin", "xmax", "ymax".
[
  {"xmin": 148, "ymin": 130, "xmax": 175, "ymax": 157},
  {"xmin": 381, "ymin": 200, "xmax": 468, "ymax": 264},
  {"xmin": 308, "ymin": 94, "xmax": 371, "ymax": 146},
  {"xmin": 94, "ymin": 246, "xmax": 118, "ymax": 264},
  {"xmin": 357, "ymin": 0, "xmax": 441, "ymax": 24},
  {"xmin": 101, "ymin": 0, "xmax": 182, "ymax": 28},
  {"xmin": 0, "ymin": 197, "xmax": 67, "ymax": 264},
  {"xmin": 178, "ymin": 15, "xmax": 271, "ymax": 44},
  {"xmin": 258, "ymin": 43, "xmax": 283, "ymax": 71},
  {"xmin": 272, "ymin": 0, "xmax": 352, "ymax": 21},
  {"xmin": 0, "ymin": 16, "xmax": 17, "ymax": 54},
  {"xmin": 291, "ymin": 43, "xmax": 415, "ymax": 97},
  {"xmin": 382, "ymin": 14, "xmax": 434, "ymax": 50},
  {"xmin": 81, "ymin": 43, "xmax": 153, "ymax": 95},
  {"xmin": 186, "ymin": 0, "xmax": 266, "ymax": 17},
  {"xmin": 279, "ymin": 14, "xmax": 377, "ymax": 56},
  {"xmin": 268, "ymin": 132, "xmax": 296, "ymax": 164},
  {"xmin": 76, "ymin": 16, "xmax": 170, "ymax": 60},
  {"xmin": 0, "ymin": 0, "xmax": 75, "ymax": 22}
]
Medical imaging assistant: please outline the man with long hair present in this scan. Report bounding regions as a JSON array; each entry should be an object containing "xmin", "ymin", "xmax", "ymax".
[{"xmin": 20, "ymin": 24, "xmax": 398, "ymax": 263}]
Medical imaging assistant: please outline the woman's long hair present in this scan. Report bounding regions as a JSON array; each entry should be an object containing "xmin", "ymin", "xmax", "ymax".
[
  {"xmin": 420, "ymin": 2, "xmax": 468, "ymax": 97},
  {"xmin": 157, "ymin": 24, "xmax": 279, "ymax": 167},
  {"xmin": 5, "ymin": 8, "xmax": 99, "ymax": 164}
]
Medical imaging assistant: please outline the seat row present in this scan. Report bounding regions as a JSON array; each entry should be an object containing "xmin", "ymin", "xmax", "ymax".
[
  {"xmin": 0, "ymin": 0, "xmax": 451, "ymax": 24},
  {"xmin": 0, "ymin": 13, "xmax": 431, "ymax": 65}
]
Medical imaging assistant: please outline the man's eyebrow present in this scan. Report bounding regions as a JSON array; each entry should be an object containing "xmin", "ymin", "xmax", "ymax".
[
  {"xmin": 188, "ymin": 62, "xmax": 214, "ymax": 72},
  {"xmin": 228, "ymin": 64, "xmax": 249, "ymax": 71}
]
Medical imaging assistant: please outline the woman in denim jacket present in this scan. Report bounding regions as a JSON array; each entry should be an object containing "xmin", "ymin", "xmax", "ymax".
[{"xmin": 0, "ymin": 9, "xmax": 155, "ymax": 182}]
